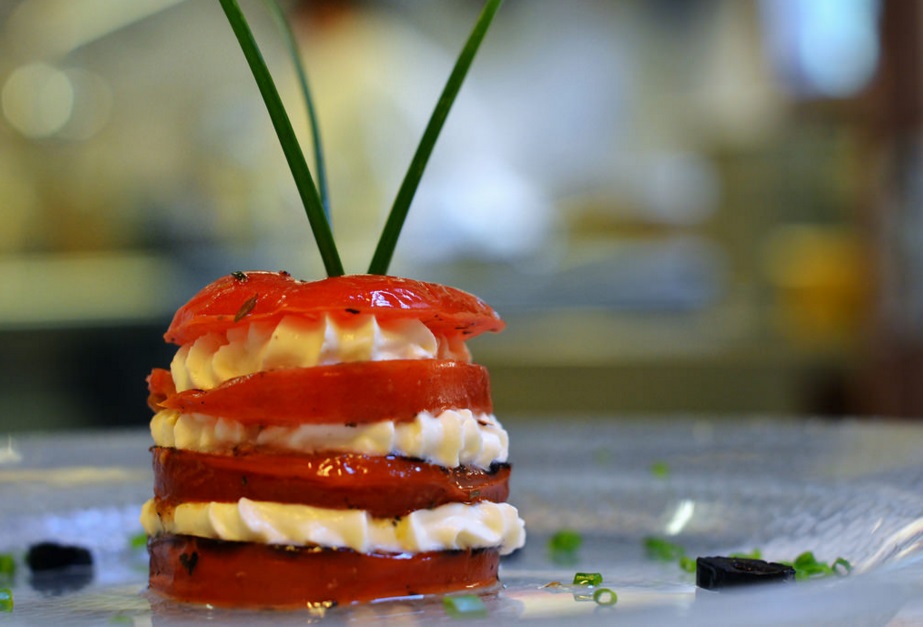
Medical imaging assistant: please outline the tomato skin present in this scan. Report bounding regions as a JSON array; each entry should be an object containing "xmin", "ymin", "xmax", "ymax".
[
  {"xmin": 155, "ymin": 360, "xmax": 492, "ymax": 425},
  {"xmin": 165, "ymin": 272, "xmax": 504, "ymax": 346},
  {"xmin": 146, "ymin": 368, "xmax": 176, "ymax": 412},
  {"xmin": 152, "ymin": 447, "xmax": 510, "ymax": 518},
  {"xmin": 149, "ymin": 535, "xmax": 499, "ymax": 607}
]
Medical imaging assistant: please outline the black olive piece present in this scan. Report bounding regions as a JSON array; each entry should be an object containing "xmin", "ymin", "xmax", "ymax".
[
  {"xmin": 696, "ymin": 556, "xmax": 796, "ymax": 590},
  {"xmin": 26, "ymin": 542, "xmax": 93, "ymax": 572}
]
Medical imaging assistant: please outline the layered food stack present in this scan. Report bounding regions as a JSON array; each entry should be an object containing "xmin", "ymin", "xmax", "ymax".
[{"xmin": 141, "ymin": 271, "xmax": 525, "ymax": 607}]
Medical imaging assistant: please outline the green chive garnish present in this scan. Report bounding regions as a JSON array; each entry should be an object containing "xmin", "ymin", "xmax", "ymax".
[
  {"xmin": 443, "ymin": 594, "xmax": 488, "ymax": 618},
  {"xmin": 592, "ymin": 587, "xmax": 618, "ymax": 607},
  {"xmin": 0, "ymin": 588, "xmax": 12, "ymax": 612},
  {"xmin": 0, "ymin": 554, "xmax": 14, "ymax": 578},
  {"xmin": 262, "ymin": 0, "xmax": 330, "ymax": 219},
  {"xmin": 549, "ymin": 529, "xmax": 583, "ymax": 553},
  {"xmin": 643, "ymin": 536, "xmax": 686, "ymax": 562},
  {"xmin": 573, "ymin": 572, "xmax": 603, "ymax": 586},
  {"xmin": 678, "ymin": 555, "xmax": 697, "ymax": 573},
  {"xmin": 367, "ymin": 0, "xmax": 503, "ymax": 275},
  {"xmin": 129, "ymin": 533, "xmax": 147, "ymax": 550},
  {"xmin": 782, "ymin": 551, "xmax": 852, "ymax": 581},
  {"xmin": 218, "ymin": 0, "xmax": 343, "ymax": 277},
  {"xmin": 650, "ymin": 461, "xmax": 670, "ymax": 478}
]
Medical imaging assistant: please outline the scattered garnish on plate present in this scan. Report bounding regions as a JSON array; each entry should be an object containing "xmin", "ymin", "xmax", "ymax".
[
  {"xmin": 129, "ymin": 533, "xmax": 147, "ymax": 550},
  {"xmin": 573, "ymin": 572, "xmax": 603, "ymax": 586},
  {"xmin": 443, "ymin": 594, "xmax": 489, "ymax": 619},
  {"xmin": 592, "ymin": 588, "xmax": 618, "ymax": 606},
  {"xmin": 696, "ymin": 556, "xmax": 796, "ymax": 590},
  {"xmin": 0, "ymin": 553, "xmax": 15, "ymax": 580},
  {"xmin": 780, "ymin": 551, "xmax": 853, "ymax": 581},
  {"xmin": 643, "ymin": 536, "xmax": 686, "ymax": 562},
  {"xmin": 650, "ymin": 461, "xmax": 670, "ymax": 478},
  {"xmin": 549, "ymin": 530, "xmax": 583, "ymax": 553},
  {"xmin": 26, "ymin": 542, "xmax": 92, "ymax": 571},
  {"xmin": 0, "ymin": 588, "xmax": 12, "ymax": 612}
]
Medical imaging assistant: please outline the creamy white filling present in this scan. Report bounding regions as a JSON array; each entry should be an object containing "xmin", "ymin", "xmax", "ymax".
[
  {"xmin": 150, "ymin": 409, "xmax": 508, "ymax": 469},
  {"xmin": 171, "ymin": 314, "xmax": 471, "ymax": 392},
  {"xmin": 142, "ymin": 498, "xmax": 525, "ymax": 556}
]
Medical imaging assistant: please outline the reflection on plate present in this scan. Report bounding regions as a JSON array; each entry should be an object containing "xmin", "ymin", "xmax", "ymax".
[{"xmin": 2, "ymin": 418, "xmax": 923, "ymax": 625}]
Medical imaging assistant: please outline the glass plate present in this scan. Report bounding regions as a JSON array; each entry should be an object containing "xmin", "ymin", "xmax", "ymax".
[{"xmin": 3, "ymin": 417, "xmax": 923, "ymax": 625}]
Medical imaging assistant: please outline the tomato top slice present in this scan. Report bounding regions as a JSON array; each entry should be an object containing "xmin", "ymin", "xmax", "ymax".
[{"xmin": 165, "ymin": 272, "xmax": 504, "ymax": 345}]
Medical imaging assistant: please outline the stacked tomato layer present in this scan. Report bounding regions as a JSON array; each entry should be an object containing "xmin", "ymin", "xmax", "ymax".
[{"xmin": 145, "ymin": 272, "xmax": 515, "ymax": 607}]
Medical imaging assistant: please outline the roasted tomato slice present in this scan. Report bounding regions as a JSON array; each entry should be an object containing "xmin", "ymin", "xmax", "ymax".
[
  {"xmin": 165, "ymin": 272, "xmax": 504, "ymax": 345},
  {"xmin": 151, "ymin": 360, "xmax": 492, "ymax": 424},
  {"xmin": 149, "ymin": 535, "xmax": 500, "ymax": 608},
  {"xmin": 152, "ymin": 447, "xmax": 510, "ymax": 518}
]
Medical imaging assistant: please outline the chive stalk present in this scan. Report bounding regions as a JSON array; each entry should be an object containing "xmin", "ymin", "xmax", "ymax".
[
  {"xmin": 218, "ymin": 0, "xmax": 344, "ymax": 277},
  {"xmin": 262, "ymin": 0, "xmax": 331, "ymax": 220},
  {"xmin": 367, "ymin": 0, "xmax": 503, "ymax": 275}
]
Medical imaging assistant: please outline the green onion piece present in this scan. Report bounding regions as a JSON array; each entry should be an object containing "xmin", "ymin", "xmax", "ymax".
[
  {"xmin": 592, "ymin": 587, "xmax": 618, "ymax": 607},
  {"xmin": 262, "ymin": 0, "xmax": 330, "ymax": 220},
  {"xmin": 643, "ymin": 536, "xmax": 686, "ymax": 562},
  {"xmin": 218, "ymin": 0, "xmax": 344, "ymax": 277},
  {"xmin": 650, "ymin": 461, "xmax": 670, "ymax": 478},
  {"xmin": 573, "ymin": 572, "xmax": 603, "ymax": 586},
  {"xmin": 129, "ymin": 533, "xmax": 147, "ymax": 550},
  {"xmin": 728, "ymin": 548, "xmax": 762, "ymax": 560},
  {"xmin": 678, "ymin": 556, "xmax": 697, "ymax": 573},
  {"xmin": 367, "ymin": 0, "xmax": 503, "ymax": 275},
  {"xmin": 0, "ymin": 588, "xmax": 11, "ymax": 612},
  {"xmin": 832, "ymin": 557, "xmax": 853, "ymax": 575},
  {"xmin": 443, "ymin": 594, "xmax": 488, "ymax": 618},
  {"xmin": 549, "ymin": 530, "xmax": 583, "ymax": 553},
  {"xmin": 0, "ymin": 554, "xmax": 14, "ymax": 578},
  {"xmin": 108, "ymin": 615, "xmax": 133, "ymax": 625}
]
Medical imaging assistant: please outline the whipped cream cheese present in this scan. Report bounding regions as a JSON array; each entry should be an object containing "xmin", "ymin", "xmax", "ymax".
[
  {"xmin": 141, "ymin": 498, "xmax": 526, "ymax": 556},
  {"xmin": 171, "ymin": 314, "xmax": 471, "ymax": 392},
  {"xmin": 151, "ymin": 408, "xmax": 509, "ymax": 469}
]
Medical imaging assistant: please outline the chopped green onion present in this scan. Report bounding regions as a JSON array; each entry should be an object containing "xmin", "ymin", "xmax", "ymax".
[
  {"xmin": 129, "ymin": 533, "xmax": 147, "ymax": 550},
  {"xmin": 549, "ymin": 530, "xmax": 583, "ymax": 553},
  {"xmin": 262, "ymin": 0, "xmax": 330, "ymax": 220},
  {"xmin": 592, "ymin": 587, "xmax": 618, "ymax": 606},
  {"xmin": 728, "ymin": 548, "xmax": 762, "ymax": 560},
  {"xmin": 108, "ymin": 615, "xmax": 133, "ymax": 625},
  {"xmin": 832, "ymin": 557, "xmax": 853, "ymax": 575},
  {"xmin": 0, "ymin": 588, "xmax": 11, "ymax": 612},
  {"xmin": 650, "ymin": 461, "xmax": 670, "ymax": 478},
  {"xmin": 643, "ymin": 536, "xmax": 686, "ymax": 562},
  {"xmin": 368, "ymin": 0, "xmax": 503, "ymax": 275},
  {"xmin": 0, "ymin": 554, "xmax": 15, "ymax": 578},
  {"xmin": 573, "ymin": 572, "xmax": 603, "ymax": 586},
  {"xmin": 443, "ymin": 594, "xmax": 488, "ymax": 619},
  {"xmin": 678, "ymin": 555, "xmax": 697, "ymax": 573},
  {"xmin": 218, "ymin": 0, "xmax": 344, "ymax": 277}
]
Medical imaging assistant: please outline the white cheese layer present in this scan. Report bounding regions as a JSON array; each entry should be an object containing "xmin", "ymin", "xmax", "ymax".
[
  {"xmin": 171, "ymin": 314, "xmax": 471, "ymax": 392},
  {"xmin": 150, "ymin": 409, "xmax": 508, "ymax": 469},
  {"xmin": 141, "ymin": 498, "xmax": 526, "ymax": 556}
]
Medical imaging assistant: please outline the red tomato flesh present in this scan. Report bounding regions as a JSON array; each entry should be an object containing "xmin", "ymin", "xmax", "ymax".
[
  {"xmin": 165, "ymin": 272, "xmax": 504, "ymax": 346},
  {"xmin": 153, "ymin": 360, "xmax": 492, "ymax": 425},
  {"xmin": 152, "ymin": 447, "xmax": 510, "ymax": 518},
  {"xmin": 149, "ymin": 534, "xmax": 500, "ymax": 608}
]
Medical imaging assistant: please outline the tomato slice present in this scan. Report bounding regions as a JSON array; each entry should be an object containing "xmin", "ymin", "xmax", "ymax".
[
  {"xmin": 165, "ymin": 272, "xmax": 504, "ymax": 346},
  {"xmin": 152, "ymin": 447, "xmax": 510, "ymax": 518},
  {"xmin": 149, "ymin": 535, "xmax": 499, "ymax": 607},
  {"xmin": 153, "ymin": 360, "xmax": 492, "ymax": 425}
]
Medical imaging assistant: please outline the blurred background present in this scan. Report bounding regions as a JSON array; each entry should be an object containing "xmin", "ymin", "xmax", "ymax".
[{"xmin": 0, "ymin": 0, "xmax": 921, "ymax": 431}]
